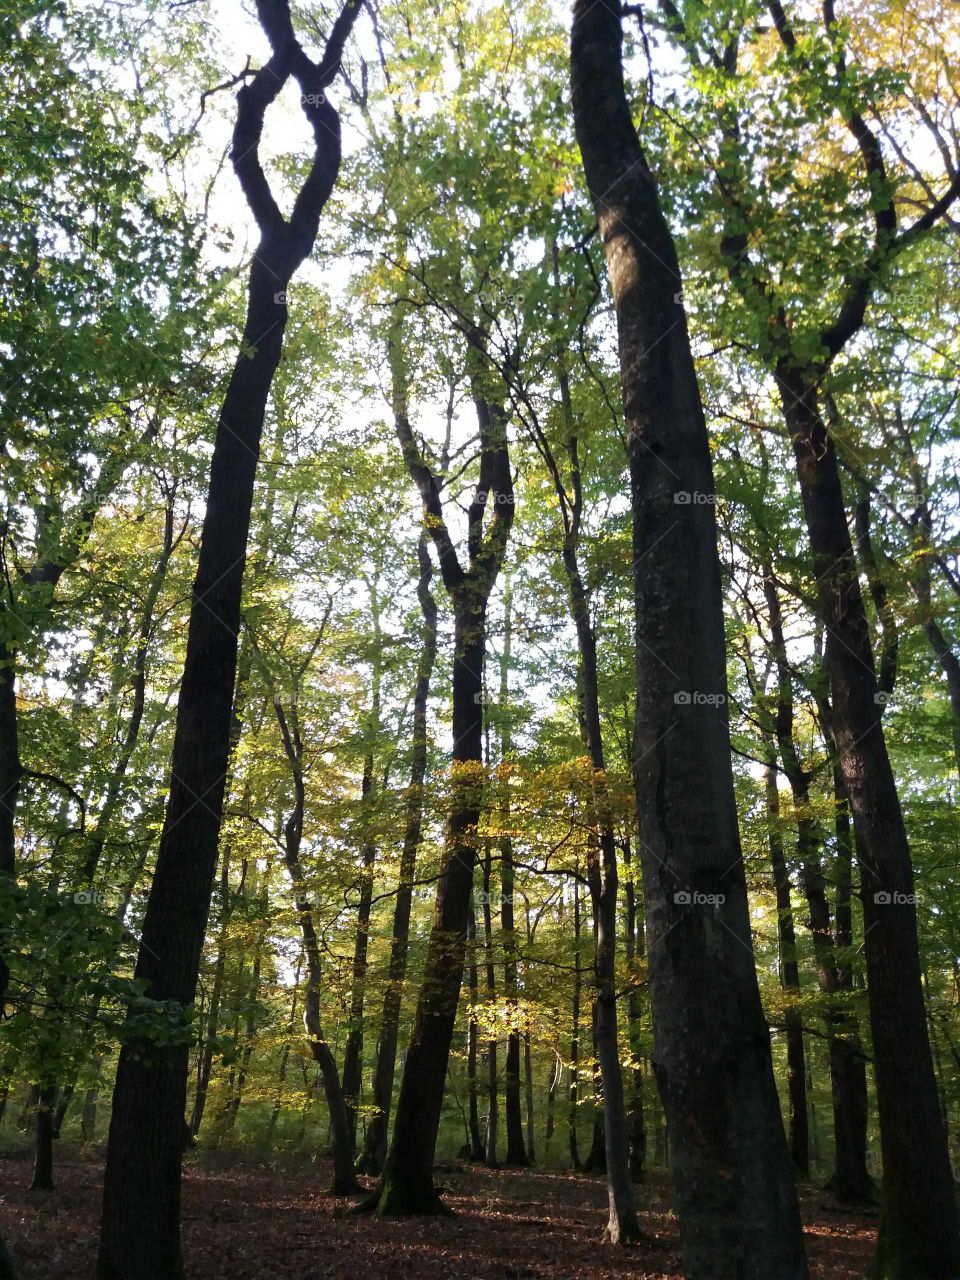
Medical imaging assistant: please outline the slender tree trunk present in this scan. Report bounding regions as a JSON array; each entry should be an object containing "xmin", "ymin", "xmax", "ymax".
[
  {"xmin": 465, "ymin": 906, "xmax": 485, "ymax": 1161},
  {"xmin": 189, "ymin": 838, "xmax": 233, "ymax": 1140},
  {"xmin": 571, "ymin": 5, "xmax": 807, "ymax": 1272},
  {"xmin": 763, "ymin": 748, "xmax": 809, "ymax": 1176},
  {"xmin": 365, "ymin": 326, "xmax": 513, "ymax": 1215},
  {"xmin": 545, "ymin": 1053, "xmax": 559, "ymax": 1152},
  {"xmin": 776, "ymin": 363, "xmax": 959, "ymax": 1276},
  {"xmin": 359, "ymin": 540, "xmax": 437, "ymax": 1173},
  {"xmin": 267, "ymin": 960, "xmax": 300, "ymax": 1145},
  {"xmin": 622, "ymin": 839, "xmax": 646, "ymax": 1181},
  {"xmin": 523, "ymin": 1031, "xmax": 535, "ymax": 1163},
  {"xmin": 569, "ymin": 876, "xmax": 582, "ymax": 1172},
  {"xmin": 497, "ymin": 584, "xmax": 527, "ymax": 1167},
  {"xmin": 481, "ymin": 845, "xmax": 498, "ymax": 1168},
  {"xmin": 342, "ymin": 613, "xmax": 382, "ymax": 1145},
  {"xmin": 97, "ymin": 9, "xmax": 360, "ymax": 1270}
]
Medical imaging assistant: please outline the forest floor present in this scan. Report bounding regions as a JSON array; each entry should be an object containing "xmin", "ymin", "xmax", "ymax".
[{"xmin": 0, "ymin": 1146, "xmax": 876, "ymax": 1278}]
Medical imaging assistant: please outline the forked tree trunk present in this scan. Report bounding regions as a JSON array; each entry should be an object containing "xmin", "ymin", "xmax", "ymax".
[
  {"xmin": 570, "ymin": 4, "xmax": 807, "ymax": 1273},
  {"xmin": 97, "ymin": 8, "xmax": 361, "ymax": 1273}
]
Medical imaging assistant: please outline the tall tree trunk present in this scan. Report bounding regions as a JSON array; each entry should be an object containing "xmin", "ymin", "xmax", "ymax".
[
  {"xmin": 523, "ymin": 1031, "xmax": 535, "ymax": 1163},
  {"xmin": 622, "ymin": 839, "xmax": 646, "ymax": 1181},
  {"xmin": 569, "ymin": 875, "xmax": 582, "ymax": 1172},
  {"xmin": 481, "ymin": 844, "xmax": 498, "ymax": 1168},
  {"xmin": 762, "ymin": 746, "xmax": 809, "ymax": 1176},
  {"xmin": 776, "ymin": 362, "xmax": 959, "ymax": 1275},
  {"xmin": 342, "ymin": 599, "xmax": 382, "ymax": 1145},
  {"xmin": 97, "ymin": 9, "xmax": 360, "ymax": 1273},
  {"xmin": 267, "ymin": 958, "xmax": 301, "ymax": 1145},
  {"xmin": 365, "ymin": 322, "xmax": 514, "ymax": 1215},
  {"xmin": 359, "ymin": 536, "xmax": 437, "ymax": 1174},
  {"xmin": 189, "ymin": 836, "xmax": 234, "ymax": 1140},
  {"xmin": 570, "ymin": 5, "xmax": 807, "ymax": 1273},
  {"xmin": 827, "ymin": 763, "xmax": 871, "ymax": 1203},
  {"xmin": 497, "ymin": 583, "xmax": 527, "ymax": 1167},
  {"xmin": 465, "ymin": 906, "xmax": 485, "ymax": 1162}
]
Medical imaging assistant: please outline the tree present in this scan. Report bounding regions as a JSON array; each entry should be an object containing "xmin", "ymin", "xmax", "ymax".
[
  {"xmin": 97, "ymin": 3, "xmax": 362, "ymax": 1274},
  {"xmin": 570, "ymin": 2, "xmax": 808, "ymax": 1274}
]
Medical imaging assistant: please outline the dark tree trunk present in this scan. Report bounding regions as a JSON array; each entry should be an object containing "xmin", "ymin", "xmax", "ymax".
[
  {"xmin": 523, "ymin": 1031, "xmax": 535, "ymax": 1163},
  {"xmin": 373, "ymin": 606, "xmax": 493, "ymax": 1213},
  {"xmin": 30, "ymin": 1086, "xmax": 56, "ymax": 1191},
  {"xmin": 545, "ymin": 1054, "xmax": 559, "ymax": 1151},
  {"xmin": 497, "ymin": 586, "xmax": 527, "ymax": 1168},
  {"xmin": 481, "ymin": 843, "xmax": 498, "ymax": 1168},
  {"xmin": 537, "ymin": 254, "xmax": 637, "ymax": 1236},
  {"xmin": 342, "ymin": 626, "xmax": 381, "ymax": 1146},
  {"xmin": 569, "ymin": 875, "xmax": 582, "ymax": 1172},
  {"xmin": 365, "ymin": 326, "xmax": 513, "ymax": 1215},
  {"xmin": 0, "ymin": 641, "xmax": 20, "ymax": 1004},
  {"xmin": 466, "ymin": 908, "xmax": 485, "ymax": 1162},
  {"xmin": 359, "ymin": 536, "xmax": 437, "ymax": 1174},
  {"xmin": 189, "ymin": 839, "xmax": 233, "ymax": 1140},
  {"xmin": 762, "ymin": 748, "xmax": 809, "ymax": 1177},
  {"xmin": 582, "ymin": 1086, "xmax": 607, "ymax": 1176},
  {"xmin": 570, "ymin": 4, "xmax": 807, "ymax": 1275},
  {"xmin": 622, "ymin": 840, "xmax": 646, "ymax": 1182},
  {"xmin": 341, "ymin": 797, "xmax": 375, "ymax": 1147},
  {"xmin": 827, "ymin": 765, "xmax": 871, "ymax": 1204},
  {"xmin": 97, "ymin": 9, "xmax": 360, "ymax": 1274},
  {"xmin": 776, "ymin": 363, "xmax": 960, "ymax": 1276}
]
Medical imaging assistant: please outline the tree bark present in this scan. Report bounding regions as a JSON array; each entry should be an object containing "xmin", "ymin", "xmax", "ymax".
[{"xmin": 570, "ymin": 4, "xmax": 808, "ymax": 1273}]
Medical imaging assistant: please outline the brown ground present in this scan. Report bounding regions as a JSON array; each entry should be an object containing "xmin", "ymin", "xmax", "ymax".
[{"xmin": 0, "ymin": 1148, "xmax": 875, "ymax": 1278}]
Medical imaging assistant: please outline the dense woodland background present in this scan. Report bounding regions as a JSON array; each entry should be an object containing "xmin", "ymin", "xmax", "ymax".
[{"xmin": 1, "ymin": 0, "xmax": 959, "ymax": 1276}]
